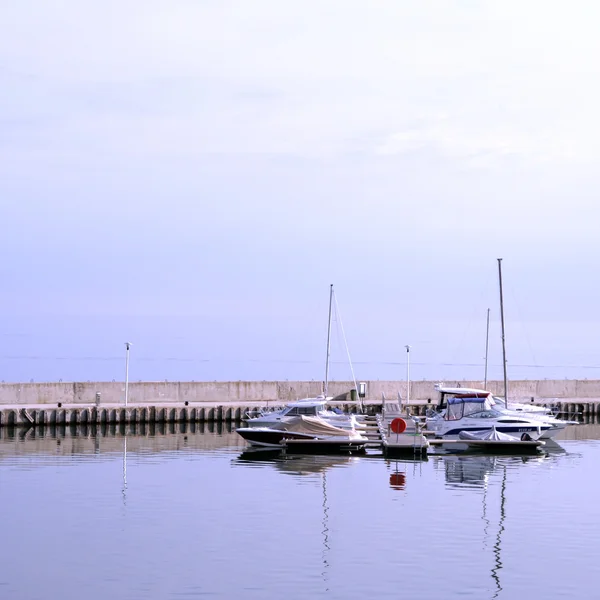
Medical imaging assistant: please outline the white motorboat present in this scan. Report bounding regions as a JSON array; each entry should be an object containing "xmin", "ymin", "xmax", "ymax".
[
  {"xmin": 489, "ymin": 394, "xmax": 555, "ymax": 415},
  {"xmin": 427, "ymin": 392, "xmax": 555, "ymax": 440},
  {"xmin": 236, "ymin": 415, "xmax": 368, "ymax": 453},
  {"xmin": 431, "ymin": 386, "xmax": 569, "ymax": 439},
  {"xmin": 433, "ymin": 260, "xmax": 570, "ymax": 441},
  {"xmin": 244, "ymin": 397, "xmax": 361, "ymax": 430}
]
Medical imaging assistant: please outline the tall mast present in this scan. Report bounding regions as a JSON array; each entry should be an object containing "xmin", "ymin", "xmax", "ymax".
[
  {"xmin": 324, "ymin": 284, "xmax": 333, "ymax": 397},
  {"xmin": 484, "ymin": 308, "xmax": 490, "ymax": 388},
  {"xmin": 497, "ymin": 259, "xmax": 508, "ymax": 407},
  {"xmin": 405, "ymin": 345, "xmax": 411, "ymax": 404}
]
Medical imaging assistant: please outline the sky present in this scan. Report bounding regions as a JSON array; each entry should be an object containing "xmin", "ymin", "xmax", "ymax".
[{"xmin": 2, "ymin": 1, "xmax": 600, "ymax": 383}]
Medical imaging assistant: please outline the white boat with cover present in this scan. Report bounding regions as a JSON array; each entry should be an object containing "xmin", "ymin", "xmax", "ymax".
[
  {"xmin": 431, "ymin": 386, "xmax": 569, "ymax": 439},
  {"xmin": 429, "ymin": 261, "xmax": 573, "ymax": 441},
  {"xmin": 431, "ymin": 426, "xmax": 545, "ymax": 454},
  {"xmin": 244, "ymin": 397, "xmax": 361, "ymax": 430},
  {"xmin": 236, "ymin": 415, "xmax": 368, "ymax": 452},
  {"xmin": 427, "ymin": 393, "xmax": 554, "ymax": 440}
]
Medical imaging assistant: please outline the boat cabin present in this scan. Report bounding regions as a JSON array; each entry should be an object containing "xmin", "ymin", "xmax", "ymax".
[{"xmin": 445, "ymin": 396, "xmax": 502, "ymax": 421}]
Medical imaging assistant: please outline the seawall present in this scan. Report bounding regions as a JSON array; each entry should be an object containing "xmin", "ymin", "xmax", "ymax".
[{"xmin": 1, "ymin": 379, "xmax": 600, "ymax": 406}]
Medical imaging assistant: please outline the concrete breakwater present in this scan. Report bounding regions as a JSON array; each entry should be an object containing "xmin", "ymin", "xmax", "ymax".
[
  {"xmin": 3, "ymin": 379, "xmax": 600, "ymax": 406},
  {"xmin": 1, "ymin": 379, "xmax": 600, "ymax": 428}
]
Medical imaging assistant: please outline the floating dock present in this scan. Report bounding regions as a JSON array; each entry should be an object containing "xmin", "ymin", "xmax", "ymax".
[{"xmin": 427, "ymin": 438, "xmax": 544, "ymax": 455}]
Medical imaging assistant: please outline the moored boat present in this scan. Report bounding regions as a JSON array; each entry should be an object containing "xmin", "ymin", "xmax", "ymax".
[
  {"xmin": 431, "ymin": 386, "xmax": 570, "ymax": 439},
  {"xmin": 236, "ymin": 415, "xmax": 369, "ymax": 452},
  {"xmin": 244, "ymin": 284, "xmax": 363, "ymax": 431},
  {"xmin": 427, "ymin": 393, "xmax": 554, "ymax": 440},
  {"xmin": 430, "ymin": 427, "xmax": 545, "ymax": 455},
  {"xmin": 244, "ymin": 397, "xmax": 362, "ymax": 430}
]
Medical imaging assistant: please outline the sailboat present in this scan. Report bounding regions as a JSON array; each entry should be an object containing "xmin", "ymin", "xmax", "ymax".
[
  {"xmin": 427, "ymin": 260, "xmax": 570, "ymax": 444},
  {"xmin": 489, "ymin": 259, "xmax": 574, "ymax": 436},
  {"xmin": 237, "ymin": 286, "xmax": 368, "ymax": 449},
  {"xmin": 242, "ymin": 285, "xmax": 362, "ymax": 431}
]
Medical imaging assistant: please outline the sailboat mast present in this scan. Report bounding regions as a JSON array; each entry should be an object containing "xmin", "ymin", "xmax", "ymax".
[
  {"xmin": 497, "ymin": 258, "xmax": 508, "ymax": 407},
  {"xmin": 484, "ymin": 308, "xmax": 490, "ymax": 388},
  {"xmin": 324, "ymin": 284, "xmax": 334, "ymax": 397}
]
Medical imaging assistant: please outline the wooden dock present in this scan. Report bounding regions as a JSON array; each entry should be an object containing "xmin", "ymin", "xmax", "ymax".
[{"xmin": 354, "ymin": 406, "xmax": 430, "ymax": 456}]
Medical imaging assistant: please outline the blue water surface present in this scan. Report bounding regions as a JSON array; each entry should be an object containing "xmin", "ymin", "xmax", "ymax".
[{"xmin": 0, "ymin": 423, "xmax": 597, "ymax": 600}]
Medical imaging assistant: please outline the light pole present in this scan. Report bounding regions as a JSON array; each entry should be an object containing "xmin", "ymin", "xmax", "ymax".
[
  {"xmin": 405, "ymin": 345, "xmax": 411, "ymax": 405},
  {"xmin": 124, "ymin": 342, "xmax": 132, "ymax": 407}
]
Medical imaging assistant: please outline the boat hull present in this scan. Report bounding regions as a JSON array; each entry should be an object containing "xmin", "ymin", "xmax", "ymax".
[
  {"xmin": 431, "ymin": 423, "xmax": 551, "ymax": 440},
  {"xmin": 282, "ymin": 438, "xmax": 367, "ymax": 454},
  {"xmin": 236, "ymin": 427, "xmax": 316, "ymax": 448},
  {"xmin": 431, "ymin": 438, "xmax": 544, "ymax": 455}
]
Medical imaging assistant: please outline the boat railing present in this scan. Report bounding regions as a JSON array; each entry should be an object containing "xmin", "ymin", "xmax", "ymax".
[
  {"xmin": 425, "ymin": 407, "xmax": 441, "ymax": 419},
  {"xmin": 244, "ymin": 407, "xmax": 280, "ymax": 420}
]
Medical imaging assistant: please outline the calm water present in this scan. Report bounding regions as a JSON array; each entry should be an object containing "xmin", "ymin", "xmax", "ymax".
[{"xmin": 1, "ymin": 423, "xmax": 599, "ymax": 600}]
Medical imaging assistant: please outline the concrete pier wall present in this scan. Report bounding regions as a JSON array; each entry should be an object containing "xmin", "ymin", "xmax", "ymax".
[{"xmin": 2, "ymin": 379, "xmax": 600, "ymax": 406}]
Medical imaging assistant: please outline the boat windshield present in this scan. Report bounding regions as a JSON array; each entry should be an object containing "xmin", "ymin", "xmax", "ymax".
[
  {"xmin": 283, "ymin": 405, "xmax": 320, "ymax": 417},
  {"xmin": 445, "ymin": 397, "xmax": 501, "ymax": 421}
]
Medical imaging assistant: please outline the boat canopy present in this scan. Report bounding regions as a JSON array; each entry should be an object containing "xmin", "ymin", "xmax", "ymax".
[
  {"xmin": 283, "ymin": 416, "xmax": 352, "ymax": 436},
  {"xmin": 445, "ymin": 396, "xmax": 498, "ymax": 420},
  {"xmin": 447, "ymin": 396, "xmax": 488, "ymax": 405},
  {"xmin": 435, "ymin": 386, "xmax": 491, "ymax": 396},
  {"xmin": 287, "ymin": 398, "xmax": 328, "ymax": 408}
]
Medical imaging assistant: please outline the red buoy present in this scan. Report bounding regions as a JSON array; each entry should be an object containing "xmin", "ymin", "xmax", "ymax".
[
  {"xmin": 390, "ymin": 417, "xmax": 407, "ymax": 434},
  {"xmin": 389, "ymin": 472, "xmax": 406, "ymax": 490}
]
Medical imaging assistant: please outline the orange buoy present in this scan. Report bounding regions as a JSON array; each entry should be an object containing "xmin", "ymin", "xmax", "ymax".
[{"xmin": 390, "ymin": 417, "xmax": 407, "ymax": 434}]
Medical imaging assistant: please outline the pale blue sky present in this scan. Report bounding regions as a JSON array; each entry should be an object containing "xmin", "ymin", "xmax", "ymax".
[{"xmin": 2, "ymin": 1, "xmax": 600, "ymax": 382}]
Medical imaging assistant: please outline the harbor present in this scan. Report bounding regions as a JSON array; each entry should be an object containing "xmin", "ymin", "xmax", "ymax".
[{"xmin": 5, "ymin": 1, "xmax": 600, "ymax": 596}]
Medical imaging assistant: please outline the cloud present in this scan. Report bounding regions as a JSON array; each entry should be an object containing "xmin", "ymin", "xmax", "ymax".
[
  {"xmin": 1, "ymin": 0, "xmax": 600, "ymax": 166},
  {"xmin": 375, "ymin": 120, "xmax": 582, "ymax": 165}
]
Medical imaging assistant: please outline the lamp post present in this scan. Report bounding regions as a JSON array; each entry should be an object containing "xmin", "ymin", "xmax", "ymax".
[
  {"xmin": 405, "ymin": 345, "xmax": 411, "ymax": 405},
  {"xmin": 124, "ymin": 342, "xmax": 132, "ymax": 407}
]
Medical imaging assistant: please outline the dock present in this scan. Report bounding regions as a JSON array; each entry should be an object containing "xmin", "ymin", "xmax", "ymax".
[{"xmin": 353, "ymin": 402, "xmax": 430, "ymax": 457}]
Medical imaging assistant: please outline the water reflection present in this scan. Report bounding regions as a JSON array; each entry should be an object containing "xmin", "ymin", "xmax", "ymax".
[
  {"xmin": 234, "ymin": 449, "xmax": 360, "ymax": 475},
  {"xmin": 491, "ymin": 464, "xmax": 507, "ymax": 600},
  {"xmin": 440, "ymin": 448, "xmax": 566, "ymax": 490},
  {"xmin": 0, "ymin": 420, "xmax": 238, "ymax": 441},
  {"xmin": 0, "ymin": 423, "xmax": 242, "ymax": 463},
  {"xmin": 122, "ymin": 437, "xmax": 127, "ymax": 506},
  {"xmin": 438, "ymin": 452, "xmax": 572, "ymax": 600},
  {"xmin": 233, "ymin": 450, "xmax": 348, "ymax": 595},
  {"xmin": 321, "ymin": 472, "xmax": 330, "ymax": 592}
]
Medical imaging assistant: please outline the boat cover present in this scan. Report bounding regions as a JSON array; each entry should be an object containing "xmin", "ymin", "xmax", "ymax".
[
  {"xmin": 458, "ymin": 428, "xmax": 519, "ymax": 442},
  {"xmin": 447, "ymin": 396, "xmax": 487, "ymax": 404},
  {"xmin": 282, "ymin": 416, "xmax": 355, "ymax": 436}
]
